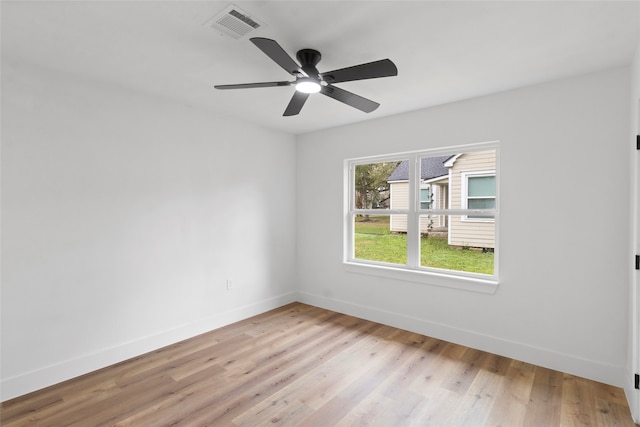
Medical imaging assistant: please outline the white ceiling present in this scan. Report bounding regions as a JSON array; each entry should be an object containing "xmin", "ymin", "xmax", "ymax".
[{"xmin": 2, "ymin": 1, "xmax": 639, "ymax": 135}]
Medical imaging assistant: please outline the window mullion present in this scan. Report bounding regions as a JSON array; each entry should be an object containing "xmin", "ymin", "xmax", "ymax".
[{"xmin": 406, "ymin": 155, "xmax": 419, "ymax": 267}]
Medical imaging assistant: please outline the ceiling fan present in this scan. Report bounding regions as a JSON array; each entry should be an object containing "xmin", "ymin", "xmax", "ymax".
[{"xmin": 214, "ymin": 37, "xmax": 398, "ymax": 116}]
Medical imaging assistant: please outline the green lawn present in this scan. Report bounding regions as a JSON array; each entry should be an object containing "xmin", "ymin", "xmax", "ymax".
[{"xmin": 354, "ymin": 216, "xmax": 494, "ymax": 275}]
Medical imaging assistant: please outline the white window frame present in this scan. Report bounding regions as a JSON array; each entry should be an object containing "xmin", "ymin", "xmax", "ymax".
[
  {"xmin": 461, "ymin": 171, "xmax": 496, "ymax": 222},
  {"xmin": 344, "ymin": 141, "xmax": 499, "ymax": 294}
]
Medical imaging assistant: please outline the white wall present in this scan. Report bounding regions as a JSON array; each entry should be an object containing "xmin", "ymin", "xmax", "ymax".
[
  {"xmin": 0, "ymin": 59, "xmax": 297, "ymax": 400},
  {"xmin": 296, "ymin": 67, "xmax": 631, "ymax": 387}
]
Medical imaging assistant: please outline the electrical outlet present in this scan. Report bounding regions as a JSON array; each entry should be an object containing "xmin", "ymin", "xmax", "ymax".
[{"xmin": 226, "ymin": 279, "xmax": 233, "ymax": 290}]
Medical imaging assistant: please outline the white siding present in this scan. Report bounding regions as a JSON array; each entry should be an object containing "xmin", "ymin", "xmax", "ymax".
[
  {"xmin": 390, "ymin": 181, "xmax": 408, "ymax": 232},
  {"xmin": 430, "ymin": 184, "xmax": 448, "ymax": 228}
]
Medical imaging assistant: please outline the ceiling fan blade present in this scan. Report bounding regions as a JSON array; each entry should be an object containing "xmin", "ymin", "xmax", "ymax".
[
  {"xmin": 283, "ymin": 91, "xmax": 310, "ymax": 116},
  {"xmin": 320, "ymin": 59, "xmax": 398, "ymax": 84},
  {"xmin": 320, "ymin": 85, "xmax": 380, "ymax": 113},
  {"xmin": 250, "ymin": 38, "xmax": 303, "ymax": 76},
  {"xmin": 214, "ymin": 81, "xmax": 292, "ymax": 90}
]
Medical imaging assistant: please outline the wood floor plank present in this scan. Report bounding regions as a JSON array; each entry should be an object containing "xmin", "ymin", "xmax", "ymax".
[
  {"xmin": 0, "ymin": 393, "xmax": 65, "ymax": 426},
  {"xmin": 406, "ymin": 340, "xmax": 465, "ymax": 396},
  {"xmin": 449, "ymin": 368, "xmax": 504, "ymax": 426},
  {"xmin": 299, "ymin": 329, "xmax": 434, "ymax": 427},
  {"xmin": 1, "ymin": 303, "xmax": 637, "ymax": 427},
  {"xmin": 41, "ymin": 373, "xmax": 176, "ymax": 427},
  {"xmin": 376, "ymin": 335, "xmax": 440, "ymax": 401},
  {"xmin": 560, "ymin": 374, "xmax": 598, "ymax": 426},
  {"xmin": 234, "ymin": 323, "xmax": 386, "ymax": 421},
  {"xmin": 485, "ymin": 360, "xmax": 536, "ymax": 426},
  {"xmin": 411, "ymin": 386, "xmax": 466, "ymax": 426},
  {"xmin": 523, "ymin": 365, "xmax": 565, "ymax": 426},
  {"xmin": 235, "ymin": 323, "xmax": 401, "ymax": 425},
  {"xmin": 442, "ymin": 347, "xmax": 488, "ymax": 395},
  {"xmin": 161, "ymin": 312, "xmax": 385, "ymax": 425},
  {"xmin": 111, "ymin": 364, "xmax": 229, "ymax": 426},
  {"xmin": 335, "ymin": 390, "xmax": 422, "ymax": 427}
]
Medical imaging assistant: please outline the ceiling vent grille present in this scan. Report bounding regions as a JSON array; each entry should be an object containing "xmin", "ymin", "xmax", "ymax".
[{"xmin": 205, "ymin": 4, "xmax": 264, "ymax": 39}]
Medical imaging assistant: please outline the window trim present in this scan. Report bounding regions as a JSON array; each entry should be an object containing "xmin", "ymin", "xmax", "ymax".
[{"xmin": 344, "ymin": 141, "xmax": 499, "ymax": 292}]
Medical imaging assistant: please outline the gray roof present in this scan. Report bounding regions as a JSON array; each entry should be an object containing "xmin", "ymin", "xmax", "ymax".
[{"xmin": 387, "ymin": 155, "xmax": 451, "ymax": 182}]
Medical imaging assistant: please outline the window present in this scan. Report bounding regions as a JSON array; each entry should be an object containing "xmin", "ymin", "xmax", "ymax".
[
  {"xmin": 345, "ymin": 142, "xmax": 498, "ymax": 290},
  {"xmin": 463, "ymin": 173, "xmax": 496, "ymax": 220},
  {"xmin": 420, "ymin": 187, "xmax": 431, "ymax": 209}
]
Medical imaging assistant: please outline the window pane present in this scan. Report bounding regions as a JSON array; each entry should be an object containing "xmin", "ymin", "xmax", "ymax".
[
  {"xmin": 354, "ymin": 161, "xmax": 402, "ymax": 209},
  {"xmin": 420, "ymin": 215, "xmax": 494, "ymax": 275},
  {"xmin": 420, "ymin": 188, "xmax": 431, "ymax": 209},
  {"xmin": 468, "ymin": 176, "xmax": 495, "ymax": 197},
  {"xmin": 468, "ymin": 198, "xmax": 496, "ymax": 210},
  {"xmin": 354, "ymin": 214, "xmax": 406, "ymax": 265}
]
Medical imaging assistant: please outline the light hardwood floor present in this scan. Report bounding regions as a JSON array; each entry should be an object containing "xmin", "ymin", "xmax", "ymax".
[{"xmin": 1, "ymin": 303, "xmax": 637, "ymax": 426}]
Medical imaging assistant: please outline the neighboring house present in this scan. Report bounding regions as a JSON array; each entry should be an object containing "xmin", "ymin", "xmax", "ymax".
[
  {"xmin": 388, "ymin": 150, "xmax": 496, "ymax": 249},
  {"xmin": 388, "ymin": 156, "xmax": 451, "ymax": 233},
  {"xmin": 446, "ymin": 150, "xmax": 496, "ymax": 249}
]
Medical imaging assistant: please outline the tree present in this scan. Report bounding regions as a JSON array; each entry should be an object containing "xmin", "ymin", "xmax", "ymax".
[{"xmin": 354, "ymin": 162, "xmax": 400, "ymax": 220}]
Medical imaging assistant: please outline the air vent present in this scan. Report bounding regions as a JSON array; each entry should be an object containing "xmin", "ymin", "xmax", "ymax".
[{"xmin": 204, "ymin": 4, "xmax": 265, "ymax": 39}]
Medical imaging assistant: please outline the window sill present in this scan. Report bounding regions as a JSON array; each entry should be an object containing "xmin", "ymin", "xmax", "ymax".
[{"xmin": 343, "ymin": 261, "xmax": 499, "ymax": 294}]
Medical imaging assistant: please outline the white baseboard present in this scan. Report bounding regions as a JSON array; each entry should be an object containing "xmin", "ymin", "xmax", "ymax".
[
  {"xmin": 0, "ymin": 292, "xmax": 297, "ymax": 402},
  {"xmin": 297, "ymin": 291, "xmax": 625, "ymax": 388}
]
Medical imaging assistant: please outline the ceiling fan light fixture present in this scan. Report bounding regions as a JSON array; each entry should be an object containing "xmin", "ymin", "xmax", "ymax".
[{"xmin": 295, "ymin": 78, "xmax": 321, "ymax": 94}]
